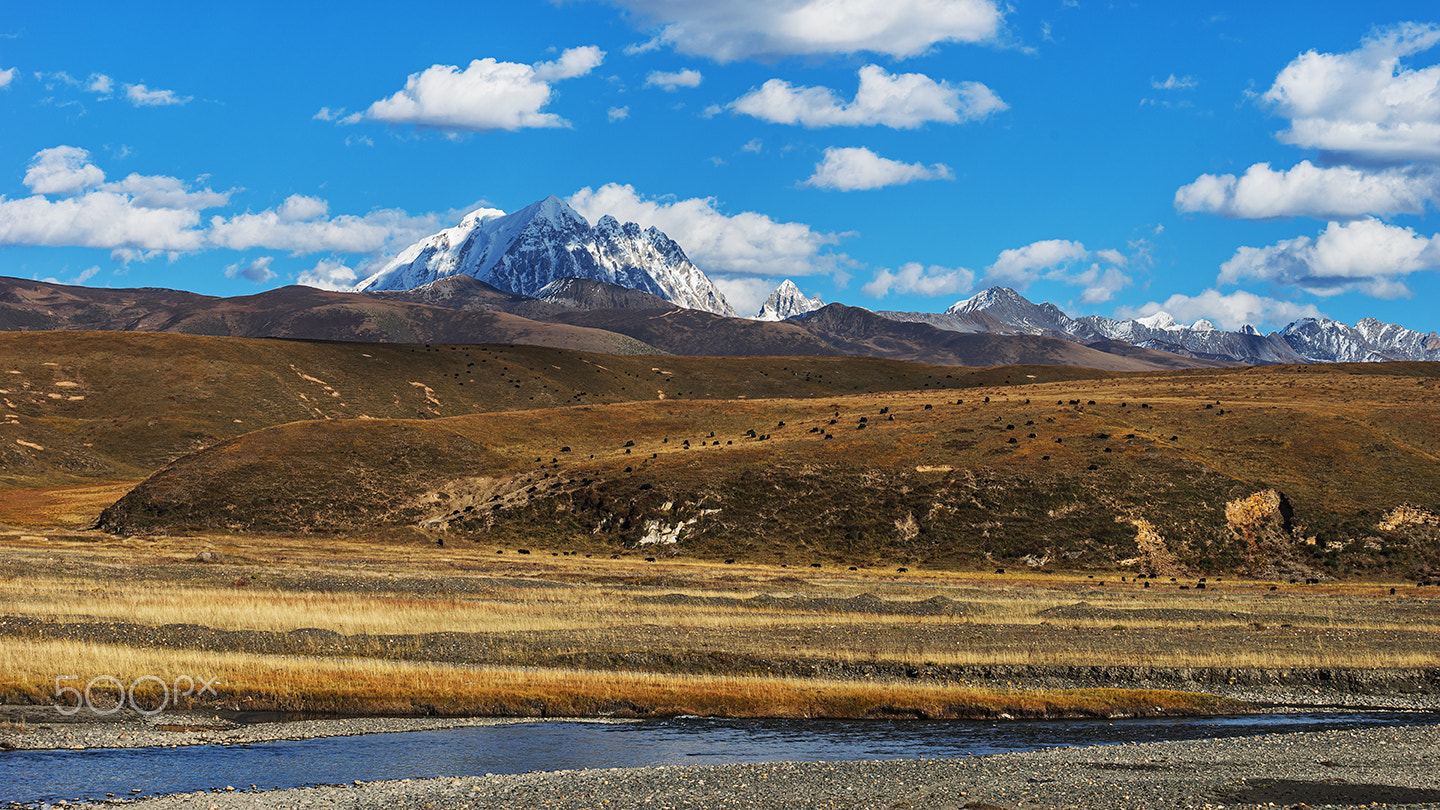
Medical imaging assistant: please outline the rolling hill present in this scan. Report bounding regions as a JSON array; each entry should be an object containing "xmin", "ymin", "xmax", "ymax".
[{"xmin": 90, "ymin": 350, "xmax": 1440, "ymax": 580}]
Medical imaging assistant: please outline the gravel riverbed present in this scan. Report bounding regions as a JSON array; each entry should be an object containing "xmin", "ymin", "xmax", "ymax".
[{"xmin": 31, "ymin": 721, "xmax": 1440, "ymax": 810}]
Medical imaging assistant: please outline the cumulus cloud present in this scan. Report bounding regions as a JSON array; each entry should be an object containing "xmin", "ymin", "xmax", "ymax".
[
  {"xmin": 206, "ymin": 195, "xmax": 446, "ymax": 255},
  {"xmin": 568, "ymin": 182, "xmax": 846, "ymax": 277},
  {"xmin": 1, "ymin": 146, "xmax": 451, "ymax": 261},
  {"xmin": 606, "ymin": 0, "xmax": 1003, "ymax": 62},
  {"xmin": 986, "ymin": 239, "xmax": 1090, "ymax": 288},
  {"xmin": 104, "ymin": 173, "xmax": 232, "ymax": 210},
  {"xmin": 730, "ymin": 64, "xmax": 1005, "ymax": 128},
  {"xmin": 23, "ymin": 146, "xmax": 106, "ymax": 195},
  {"xmin": 1175, "ymin": 160, "xmax": 1440, "ymax": 220},
  {"xmin": 803, "ymin": 146, "xmax": 952, "ymax": 190},
  {"xmin": 297, "ymin": 259, "xmax": 360, "ymax": 291},
  {"xmin": 0, "ymin": 67, "xmax": 15, "ymax": 89},
  {"xmin": 1070, "ymin": 264, "xmax": 1131, "ymax": 304},
  {"xmin": 86, "ymin": 74, "xmax": 112, "ymax": 95},
  {"xmin": 360, "ymin": 47, "xmax": 604, "ymax": 132},
  {"xmin": 862, "ymin": 262, "xmax": 973, "ymax": 298},
  {"xmin": 1262, "ymin": 22, "xmax": 1440, "ymax": 162},
  {"xmin": 125, "ymin": 83, "xmax": 190, "ymax": 106},
  {"xmin": 0, "ymin": 190, "xmax": 207, "ymax": 251},
  {"xmin": 1218, "ymin": 217, "xmax": 1440, "ymax": 298},
  {"xmin": 225, "ymin": 256, "xmax": 276, "ymax": 284},
  {"xmin": 532, "ymin": 45, "xmax": 606, "ymax": 80},
  {"xmin": 608, "ymin": 105, "xmax": 630, "ymax": 121},
  {"xmin": 713, "ymin": 276, "xmax": 786, "ymax": 316},
  {"xmin": 645, "ymin": 68, "xmax": 702, "ymax": 90},
  {"xmin": 1117, "ymin": 289, "xmax": 1325, "ymax": 332},
  {"xmin": 982, "ymin": 238, "xmax": 1134, "ymax": 303}
]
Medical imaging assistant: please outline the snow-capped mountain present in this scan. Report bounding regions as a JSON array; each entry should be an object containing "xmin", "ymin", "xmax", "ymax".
[
  {"xmin": 355, "ymin": 195, "xmax": 737, "ymax": 317},
  {"xmin": 944, "ymin": 286, "xmax": 1081, "ymax": 337},
  {"xmin": 755, "ymin": 279, "xmax": 824, "ymax": 321},
  {"xmin": 1279, "ymin": 317, "xmax": 1440, "ymax": 363},
  {"xmin": 909, "ymin": 286, "xmax": 1440, "ymax": 365}
]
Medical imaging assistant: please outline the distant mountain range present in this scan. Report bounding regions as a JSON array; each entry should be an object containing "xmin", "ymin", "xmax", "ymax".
[
  {"xmin": 357, "ymin": 195, "xmax": 1438, "ymax": 366},
  {"xmin": 2, "ymin": 193, "xmax": 1435, "ymax": 369},
  {"xmin": 880, "ymin": 286, "xmax": 1440, "ymax": 366}
]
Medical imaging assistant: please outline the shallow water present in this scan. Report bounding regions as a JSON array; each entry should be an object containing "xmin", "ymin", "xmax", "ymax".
[{"xmin": 3, "ymin": 712, "xmax": 1437, "ymax": 805}]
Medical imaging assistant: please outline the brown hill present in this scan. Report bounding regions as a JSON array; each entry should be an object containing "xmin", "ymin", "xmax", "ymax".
[
  {"xmin": 0, "ymin": 277, "xmax": 1220, "ymax": 371},
  {"xmin": 0, "ymin": 277, "xmax": 656, "ymax": 354},
  {"xmin": 98, "ymin": 361, "xmax": 1440, "ymax": 580},
  {"xmin": 0, "ymin": 330, "xmax": 1115, "ymax": 491}
]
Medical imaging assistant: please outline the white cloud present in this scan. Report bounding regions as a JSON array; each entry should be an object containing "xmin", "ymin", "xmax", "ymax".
[
  {"xmin": 0, "ymin": 67, "xmax": 15, "ymax": 89},
  {"xmin": 1117, "ymin": 290, "xmax": 1324, "ymax": 331},
  {"xmin": 361, "ymin": 47, "xmax": 603, "ymax": 132},
  {"xmin": 297, "ymin": 259, "xmax": 359, "ymax": 291},
  {"xmin": 105, "ymin": 173, "xmax": 232, "ymax": 210},
  {"xmin": 568, "ymin": 182, "xmax": 846, "ymax": 277},
  {"xmin": 533, "ymin": 45, "xmax": 606, "ymax": 80},
  {"xmin": 1218, "ymin": 218, "xmax": 1440, "ymax": 298},
  {"xmin": 605, "ymin": 0, "xmax": 1003, "ymax": 62},
  {"xmin": 23, "ymin": 146, "xmax": 105, "ymax": 195},
  {"xmin": 713, "ymin": 276, "xmax": 784, "ymax": 316},
  {"xmin": 1262, "ymin": 23, "xmax": 1440, "ymax": 161},
  {"xmin": 86, "ymin": 73, "xmax": 112, "ymax": 95},
  {"xmin": 983, "ymin": 238, "xmax": 1134, "ymax": 302},
  {"xmin": 1070, "ymin": 264, "xmax": 1130, "ymax": 304},
  {"xmin": 645, "ymin": 68, "xmax": 702, "ymax": 90},
  {"xmin": 862, "ymin": 262, "xmax": 973, "ymax": 297},
  {"xmin": 731, "ymin": 64, "xmax": 1005, "ymax": 129},
  {"xmin": 277, "ymin": 194, "xmax": 329, "ymax": 221},
  {"xmin": 1, "ymin": 147, "xmax": 451, "ymax": 260},
  {"xmin": 207, "ymin": 195, "xmax": 441, "ymax": 255},
  {"xmin": 741, "ymin": 138, "xmax": 763, "ymax": 153},
  {"xmin": 225, "ymin": 256, "xmax": 276, "ymax": 284},
  {"xmin": 1175, "ymin": 160, "xmax": 1440, "ymax": 220},
  {"xmin": 125, "ymin": 83, "xmax": 190, "ymax": 106},
  {"xmin": 803, "ymin": 146, "xmax": 952, "ymax": 190},
  {"xmin": 0, "ymin": 191, "xmax": 206, "ymax": 251},
  {"xmin": 607, "ymin": 105, "xmax": 630, "ymax": 121},
  {"xmin": 986, "ymin": 239, "xmax": 1090, "ymax": 288},
  {"xmin": 1151, "ymin": 74, "xmax": 1197, "ymax": 90}
]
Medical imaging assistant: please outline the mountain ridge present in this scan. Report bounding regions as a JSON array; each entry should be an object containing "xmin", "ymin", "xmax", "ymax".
[{"xmin": 902, "ymin": 286, "xmax": 1440, "ymax": 366}]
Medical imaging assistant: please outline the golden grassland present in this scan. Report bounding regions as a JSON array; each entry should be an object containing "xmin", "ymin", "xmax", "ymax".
[
  {"xmin": 0, "ymin": 531, "xmax": 1436, "ymax": 719},
  {"xmin": 0, "ymin": 639, "xmax": 1244, "ymax": 720}
]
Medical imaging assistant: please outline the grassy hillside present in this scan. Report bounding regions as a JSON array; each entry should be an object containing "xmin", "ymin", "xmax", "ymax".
[
  {"xmin": 0, "ymin": 330, "xmax": 1118, "ymax": 492},
  {"xmin": 98, "ymin": 361, "xmax": 1440, "ymax": 580}
]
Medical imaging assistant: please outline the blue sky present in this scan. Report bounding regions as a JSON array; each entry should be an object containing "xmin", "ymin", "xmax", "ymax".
[{"xmin": 3, "ymin": 0, "xmax": 1440, "ymax": 332}]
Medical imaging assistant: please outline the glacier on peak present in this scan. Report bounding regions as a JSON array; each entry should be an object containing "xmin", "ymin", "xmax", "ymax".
[{"xmin": 354, "ymin": 195, "xmax": 737, "ymax": 317}]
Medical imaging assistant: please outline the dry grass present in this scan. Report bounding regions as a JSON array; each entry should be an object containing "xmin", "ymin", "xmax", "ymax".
[
  {"xmin": 0, "ymin": 481, "xmax": 139, "ymax": 527},
  {"xmin": 0, "ymin": 638, "xmax": 1243, "ymax": 719}
]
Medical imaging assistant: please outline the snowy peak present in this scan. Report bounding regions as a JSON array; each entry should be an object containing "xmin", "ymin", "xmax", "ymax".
[
  {"xmin": 354, "ymin": 196, "xmax": 737, "ymax": 317},
  {"xmin": 946, "ymin": 286, "xmax": 1028, "ymax": 315},
  {"xmin": 1135, "ymin": 311, "xmax": 1178, "ymax": 330},
  {"xmin": 943, "ymin": 286, "xmax": 1078, "ymax": 337},
  {"xmin": 755, "ymin": 279, "xmax": 824, "ymax": 321}
]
